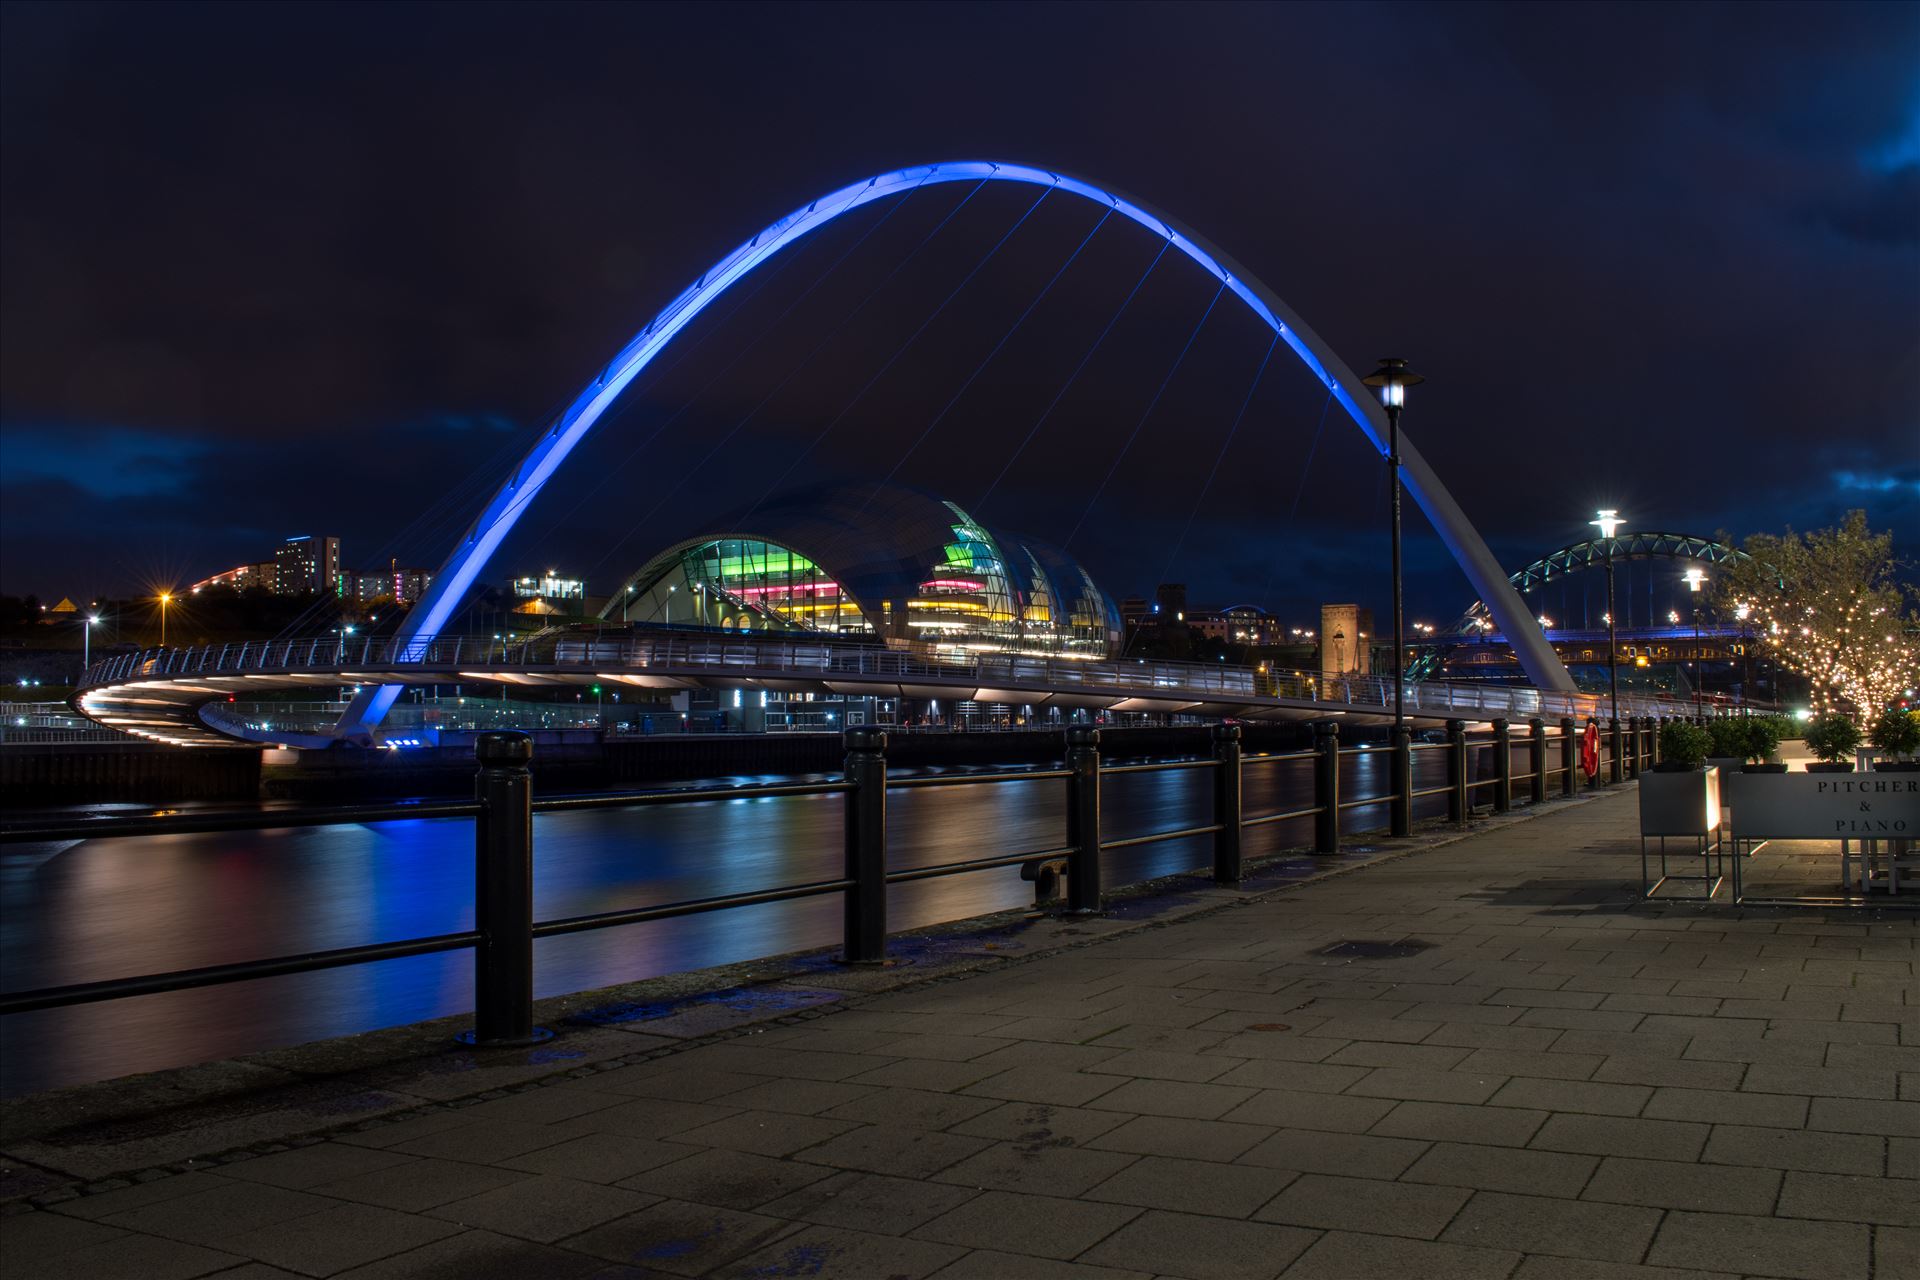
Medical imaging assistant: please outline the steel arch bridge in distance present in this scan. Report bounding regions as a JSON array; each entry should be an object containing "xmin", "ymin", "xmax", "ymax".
[
  {"xmin": 336, "ymin": 161, "xmax": 1576, "ymax": 738},
  {"xmin": 1454, "ymin": 532, "xmax": 1752, "ymax": 636}
]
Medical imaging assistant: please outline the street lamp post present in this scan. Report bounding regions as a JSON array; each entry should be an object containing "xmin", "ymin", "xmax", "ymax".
[
  {"xmin": 1684, "ymin": 568, "xmax": 1707, "ymax": 714},
  {"xmin": 84, "ymin": 614, "xmax": 99, "ymax": 671},
  {"xmin": 1590, "ymin": 510, "xmax": 1624, "ymax": 782},
  {"xmin": 666, "ymin": 583, "xmax": 676, "ymax": 627},
  {"xmin": 1363, "ymin": 358, "xmax": 1425, "ymax": 837},
  {"xmin": 158, "ymin": 592, "xmax": 172, "ymax": 649}
]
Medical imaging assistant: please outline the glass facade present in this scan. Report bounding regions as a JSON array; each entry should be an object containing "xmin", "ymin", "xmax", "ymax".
[{"xmin": 611, "ymin": 487, "xmax": 1119, "ymax": 658}]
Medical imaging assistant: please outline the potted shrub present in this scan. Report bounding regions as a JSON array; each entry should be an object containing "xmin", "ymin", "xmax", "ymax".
[
  {"xmin": 1656, "ymin": 720, "xmax": 1711, "ymax": 772},
  {"xmin": 1803, "ymin": 712, "xmax": 1861, "ymax": 772},
  {"xmin": 1868, "ymin": 707, "xmax": 1920, "ymax": 771},
  {"xmin": 1642, "ymin": 720, "xmax": 1718, "ymax": 838},
  {"xmin": 1706, "ymin": 718, "xmax": 1748, "ymax": 773},
  {"xmin": 1740, "ymin": 717, "xmax": 1787, "ymax": 773}
]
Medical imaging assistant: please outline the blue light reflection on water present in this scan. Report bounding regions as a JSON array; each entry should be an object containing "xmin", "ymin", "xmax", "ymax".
[{"xmin": 0, "ymin": 750, "xmax": 1478, "ymax": 1095}]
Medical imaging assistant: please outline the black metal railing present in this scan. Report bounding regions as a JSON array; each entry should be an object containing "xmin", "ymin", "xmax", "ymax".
[{"xmin": 0, "ymin": 716, "xmax": 1629, "ymax": 1046}]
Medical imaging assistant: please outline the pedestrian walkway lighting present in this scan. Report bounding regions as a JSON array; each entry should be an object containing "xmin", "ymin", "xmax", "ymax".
[
  {"xmin": 1363, "ymin": 357, "xmax": 1424, "ymax": 837},
  {"xmin": 1683, "ymin": 568, "xmax": 1706, "ymax": 593},
  {"xmin": 1589, "ymin": 510, "xmax": 1624, "ymax": 761},
  {"xmin": 158, "ymin": 591, "xmax": 172, "ymax": 648}
]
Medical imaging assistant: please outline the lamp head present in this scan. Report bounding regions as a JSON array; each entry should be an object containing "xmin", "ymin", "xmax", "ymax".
[
  {"xmin": 1362, "ymin": 357, "xmax": 1425, "ymax": 409},
  {"xmin": 1683, "ymin": 568, "xmax": 1707, "ymax": 592},
  {"xmin": 1590, "ymin": 509, "xmax": 1624, "ymax": 541}
]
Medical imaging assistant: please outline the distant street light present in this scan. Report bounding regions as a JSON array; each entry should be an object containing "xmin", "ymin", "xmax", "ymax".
[
  {"xmin": 158, "ymin": 591, "xmax": 172, "ymax": 648},
  {"xmin": 84, "ymin": 614, "xmax": 99, "ymax": 670},
  {"xmin": 1362, "ymin": 357, "xmax": 1424, "ymax": 837},
  {"xmin": 1590, "ymin": 510, "xmax": 1624, "ymax": 779}
]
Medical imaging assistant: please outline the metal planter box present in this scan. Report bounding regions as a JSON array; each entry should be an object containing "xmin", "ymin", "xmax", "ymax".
[{"xmin": 1640, "ymin": 766, "xmax": 1721, "ymax": 837}]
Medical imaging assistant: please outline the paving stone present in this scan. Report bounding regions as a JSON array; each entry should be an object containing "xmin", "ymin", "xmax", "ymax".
[
  {"xmin": 39, "ymin": 1171, "xmax": 233, "ymax": 1221},
  {"xmin": 1700, "ymin": 1125, "xmax": 1886, "ymax": 1175},
  {"xmin": 496, "ymin": 1132, "xmax": 691, "ymax": 1183},
  {"xmin": 1424, "ymin": 1023, "xmax": 1565, "ymax": 1052},
  {"xmin": 1080, "ymin": 1208, "xmax": 1319, "ymax": 1279},
  {"xmin": 1083, "ymin": 1078, "xmax": 1257, "ymax": 1120},
  {"xmin": 712, "ymin": 1222, "xmax": 967, "ymax": 1278},
  {"xmin": 1642, "ymin": 1086, "xmax": 1809, "ymax": 1128},
  {"xmin": 1590, "ymin": 1056, "xmax": 1746, "ymax": 1090},
  {"xmin": 912, "ymin": 1189, "xmax": 1140, "ymax": 1260},
  {"xmin": 1238, "ymin": 1128, "xmax": 1429, "ymax": 1179},
  {"xmin": 385, "ymin": 1118, "xmax": 578, "ymax": 1165},
  {"xmin": 1530, "ymin": 1113, "xmax": 1708, "ymax": 1161},
  {"xmin": 788, "ymin": 1125, "xmax": 991, "ymax": 1179},
  {"xmin": 1346, "ymin": 1066, "xmax": 1509, "ymax": 1104},
  {"xmin": 1551, "ymin": 1030, "xmax": 1692, "ymax": 1060},
  {"xmin": 1581, "ymin": 1156, "xmax": 1781, "ymax": 1214},
  {"xmin": 624, "ymin": 1148, "xmax": 832, "ymax": 1210},
  {"xmin": 329, "ymin": 1228, "xmax": 609, "ymax": 1279},
  {"xmin": 932, "ymin": 1141, "xmax": 1137, "ymax": 1196},
  {"xmin": 427, "ymin": 1174, "xmax": 658, "ymax": 1241},
  {"xmin": 1215, "ymin": 1087, "xmax": 1394, "ymax": 1133},
  {"xmin": 1082, "ymin": 1155, "xmax": 1298, "ymax": 1219},
  {"xmin": 590, "ymin": 1064, "xmax": 771, "ymax": 1102},
  {"xmin": 1253, "ymin": 1172, "xmax": 1469, "ymax": 1239},
  {"xmin": 1279, "ymin": 1229, "xmax": 1519, "ymax": 1280},
  {"xmin": 549, "ymin": 1098, "xmax": 740, "ymax": 1142},
  {"xmin": 1370, "ymin": 1099, "xmax": 1548, "ymax": 1147},
  {"xmin": 217, "ymin": 1144, "xmax": 416, "ymax": 1190},
  {"xmin": 310, "ymin": 1157, "xmax": 527, "ymax": 1212},
  {"xmin": 1324, "ymin": 1041, "xmax": 1473, "ymax": 1070},
  {"xmin": 1441, "ymin": 1190, "xmax": 1660, "ymax": 1262},
  {"xmin": 454, "ymin": 1087, "xmax": 630, "ymax": 1126},
  {"xmin": 99, "ymin": 1180, "xmax": 336, "ymax": 1246},
  {"xmin": 848, "ymin": 1058, "xmax": 1001, "ymax": 1092},
  {"xmin": 1457, "ymin": 1048, "xmax": 1604, "ymax": 1081},
  {"xmin": 1737, "ymin": 1066, "xmax": 1895, "ymax": 1101},
  {"xmin": 1401, "ymin": 1143, "xmax": 1599, "ymax": 1197},
  {"xmin": 1891, "ymin": 1137, "xmax": 1920, "ymax": 1179},
  {"xmin": 665, "ymin": 1109, "xmax": 859, "ymax": 1158},
  {"xmin": 1645, "ymin": 1209, "xmax": 1870, "ymax": 1280},
  {"xmin": 1807, "ymin": 1096, "xmax": 1920, "ymax": 1137},
  {"xmin": 756, "ymin": 1170, "xmax": 977, "ymax": 1235},
  {"xmin": 1489, "ymin": 1077, "xmax": 1652, "ymax": 1117},
  {"xmin": 947, "ymin": 1100, "xmax": 1131, "ymax": 1147},
  {"xmin": 8, "ymin": 1232, "xmax": 244, "ymax": 1280},
  {"xmin": 564, "ymin": 1198, "xmax": 796, "ymax": 1277},
  {"xmin": 1085, "ymin": 1049, "xmax": 1239, "ymax": 1082},
  {"xmin": 1208, "ymin": 1058, "xmax": 1370, "ymax": 1093},
  {"xmin": 1087, "ymin": 1114, "xmax": 1272, "ymax": 1162},
  {"xmin": 221, "ymin": 1200, "xmax": 462, "ymax": 1276},
  {"xmin": 1510, "ymin": 1255, "xmax": 1741, "ymax": 1280},
  {"xmin": 1775, "ymin": 1170, "xmax": 1920, "ymax": 1226},
  {"xmin": 710, "ymin": 1077, "xmax": 874, "ymax": 1115},
  {"xmin": 820, "ymin": 1087, "xmax": 1000, "ymax": 1131},
  {"xmin": 960, "ymin": 1066, "xmax": 1128, "ymax": 1108},
  {"xmin": 1877, "ymin": 1226, "xmax": 1920, "ymax": 1280},
  {"xmin": 926, "ymin": 1248, "xmax": 1154, "ymax": 1279}
]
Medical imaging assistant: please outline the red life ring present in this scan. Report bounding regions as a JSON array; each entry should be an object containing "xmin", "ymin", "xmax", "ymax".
[{"xmin": 1581, "ymin": 721, "xmax": 1601, "ymax": 777}]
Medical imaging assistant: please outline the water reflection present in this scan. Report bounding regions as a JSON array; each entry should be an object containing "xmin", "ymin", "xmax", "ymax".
[{"xmin": 1, "ymin": 751, "xmax": 1477, "ymax": 1095}]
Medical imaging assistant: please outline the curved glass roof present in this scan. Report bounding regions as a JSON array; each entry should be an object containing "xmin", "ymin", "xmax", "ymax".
[{"xmin": 607, "ymin": 483, "xmax": 1120, "ymax": 657}]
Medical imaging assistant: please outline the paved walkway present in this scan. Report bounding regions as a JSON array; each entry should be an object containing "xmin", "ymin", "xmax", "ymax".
[{"xmin": 4, "ymin": 790, "xmax": 1916, "ymax": 1279}]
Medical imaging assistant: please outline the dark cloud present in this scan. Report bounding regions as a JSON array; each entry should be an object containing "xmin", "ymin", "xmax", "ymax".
[{"xmin": 2, "ymin": 0, "xmax": 1914, "ymax": 620}]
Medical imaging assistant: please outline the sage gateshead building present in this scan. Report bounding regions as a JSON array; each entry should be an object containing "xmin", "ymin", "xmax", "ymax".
[{"xmin": 604, "ymin": 484, "xmax": 1121, "ymax": 659}]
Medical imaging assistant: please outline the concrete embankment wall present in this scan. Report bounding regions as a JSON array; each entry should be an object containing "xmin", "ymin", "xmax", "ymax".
[{"xmin": 0, "ymin": 744, "xmax": 263, "ymax": 806}]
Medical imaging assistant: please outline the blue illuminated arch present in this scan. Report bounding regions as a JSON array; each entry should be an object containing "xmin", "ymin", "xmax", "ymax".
[{"xmin": 339, "ymin": 162, "xmax": 1571, "ymax": 734}]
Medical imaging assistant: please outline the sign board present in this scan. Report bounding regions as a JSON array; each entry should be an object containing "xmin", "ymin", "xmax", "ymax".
[{"xmin": 1728, "ymin": 773, "xmax": 1920, "ymax": 841}]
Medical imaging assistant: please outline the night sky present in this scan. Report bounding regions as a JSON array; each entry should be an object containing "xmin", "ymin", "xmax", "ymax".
[{"xmin": 2, "ymin": 1, "xmax": 1914, "ymax": 625}]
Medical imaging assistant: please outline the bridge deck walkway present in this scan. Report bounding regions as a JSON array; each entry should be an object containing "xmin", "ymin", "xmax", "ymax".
[{"xmin": 4, "ymin": 790, "xmax": 1914, "ymax": 1278}]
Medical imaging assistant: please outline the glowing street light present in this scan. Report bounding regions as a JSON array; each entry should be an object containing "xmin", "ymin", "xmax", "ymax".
[
  {"xmin": 1589, "ymin": 510, "xmax": 1624, "ymax": 780},
  {"xmin": 1362, "ymin": 357, "xmax": 1424, "ymax": 838},
  {"xmin": 84, "ymin": 614, "xmax": 99, "ymax": 669},
  {"xmin": 158, "ymin": 591, "xmax": 173, "ymax": 648}
]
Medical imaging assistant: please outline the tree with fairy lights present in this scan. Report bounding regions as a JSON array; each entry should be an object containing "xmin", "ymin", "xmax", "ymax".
[{"xmin": 1713, "ymin": 510, "xmax": 1918, "ymax": 713}]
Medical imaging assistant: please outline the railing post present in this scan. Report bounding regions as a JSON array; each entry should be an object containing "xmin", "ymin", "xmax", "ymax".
[
  {"xmin": 1447, "ymin": 719, "xmax": 1468, "ymax": 826},
  {"xmin": 1608, "ymin": 717, "xmax": 1623, "ymax": 784},
  {"xmin": 1651, "ymin": 716, "xmax": 1662, "ymax": 766},
  {"xmin": 1065, "ymin": 726, "xmax": 1102, "ymax": 912},
  {"xmin": 1623, "ymin": 716, "xmax": 1637, "ymax": 780},
  {"xmin": 841, "ymin": 727, "xmax": 888, "ymax": 963},
  {"xmin": 1211, "ymin": 723, "xmax": 1243, "ymax": 882},
  {"xmin": 1529, "ymin": 718, "xmax": 1547, "ymax": 804},
  {"xmin": 1389, "ymin": 723, "xmax": 1412, "ymax": 838},
  {"xmin": 465, "ymin": 732, "xmax": 543, "ymax": 1047},
  {"xmin": 1560, "ymin": 716, "xmax": 1577, "ymax": 796},
  {"xmin": 1313, "ymin": 720, "xmax": 1340, "ymax": 854},
  {"xmin": 1492, "ymin": 718, "xmax": 1512, "ymax": 813}
]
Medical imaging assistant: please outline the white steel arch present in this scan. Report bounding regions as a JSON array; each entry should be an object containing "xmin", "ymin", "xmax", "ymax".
[{"xmin": 338, "ymin": 161, "xmax": 1572, "ymax": 736}]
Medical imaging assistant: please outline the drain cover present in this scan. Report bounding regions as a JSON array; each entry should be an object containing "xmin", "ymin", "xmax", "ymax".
[{"xmin": 1316, "ymin": 939, "xmax": 1434, "ymax": 960}]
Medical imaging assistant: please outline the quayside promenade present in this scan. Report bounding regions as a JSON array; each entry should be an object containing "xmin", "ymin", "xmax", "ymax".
[{"xmin": 3, "ymin": 790, "xmax": 1915, "ymax": 1280}]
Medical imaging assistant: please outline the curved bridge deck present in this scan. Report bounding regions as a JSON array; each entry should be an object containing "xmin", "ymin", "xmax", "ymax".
[{"xmin": 79, "ymin": 634, "xmax": 1689, "ymax": 748}]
